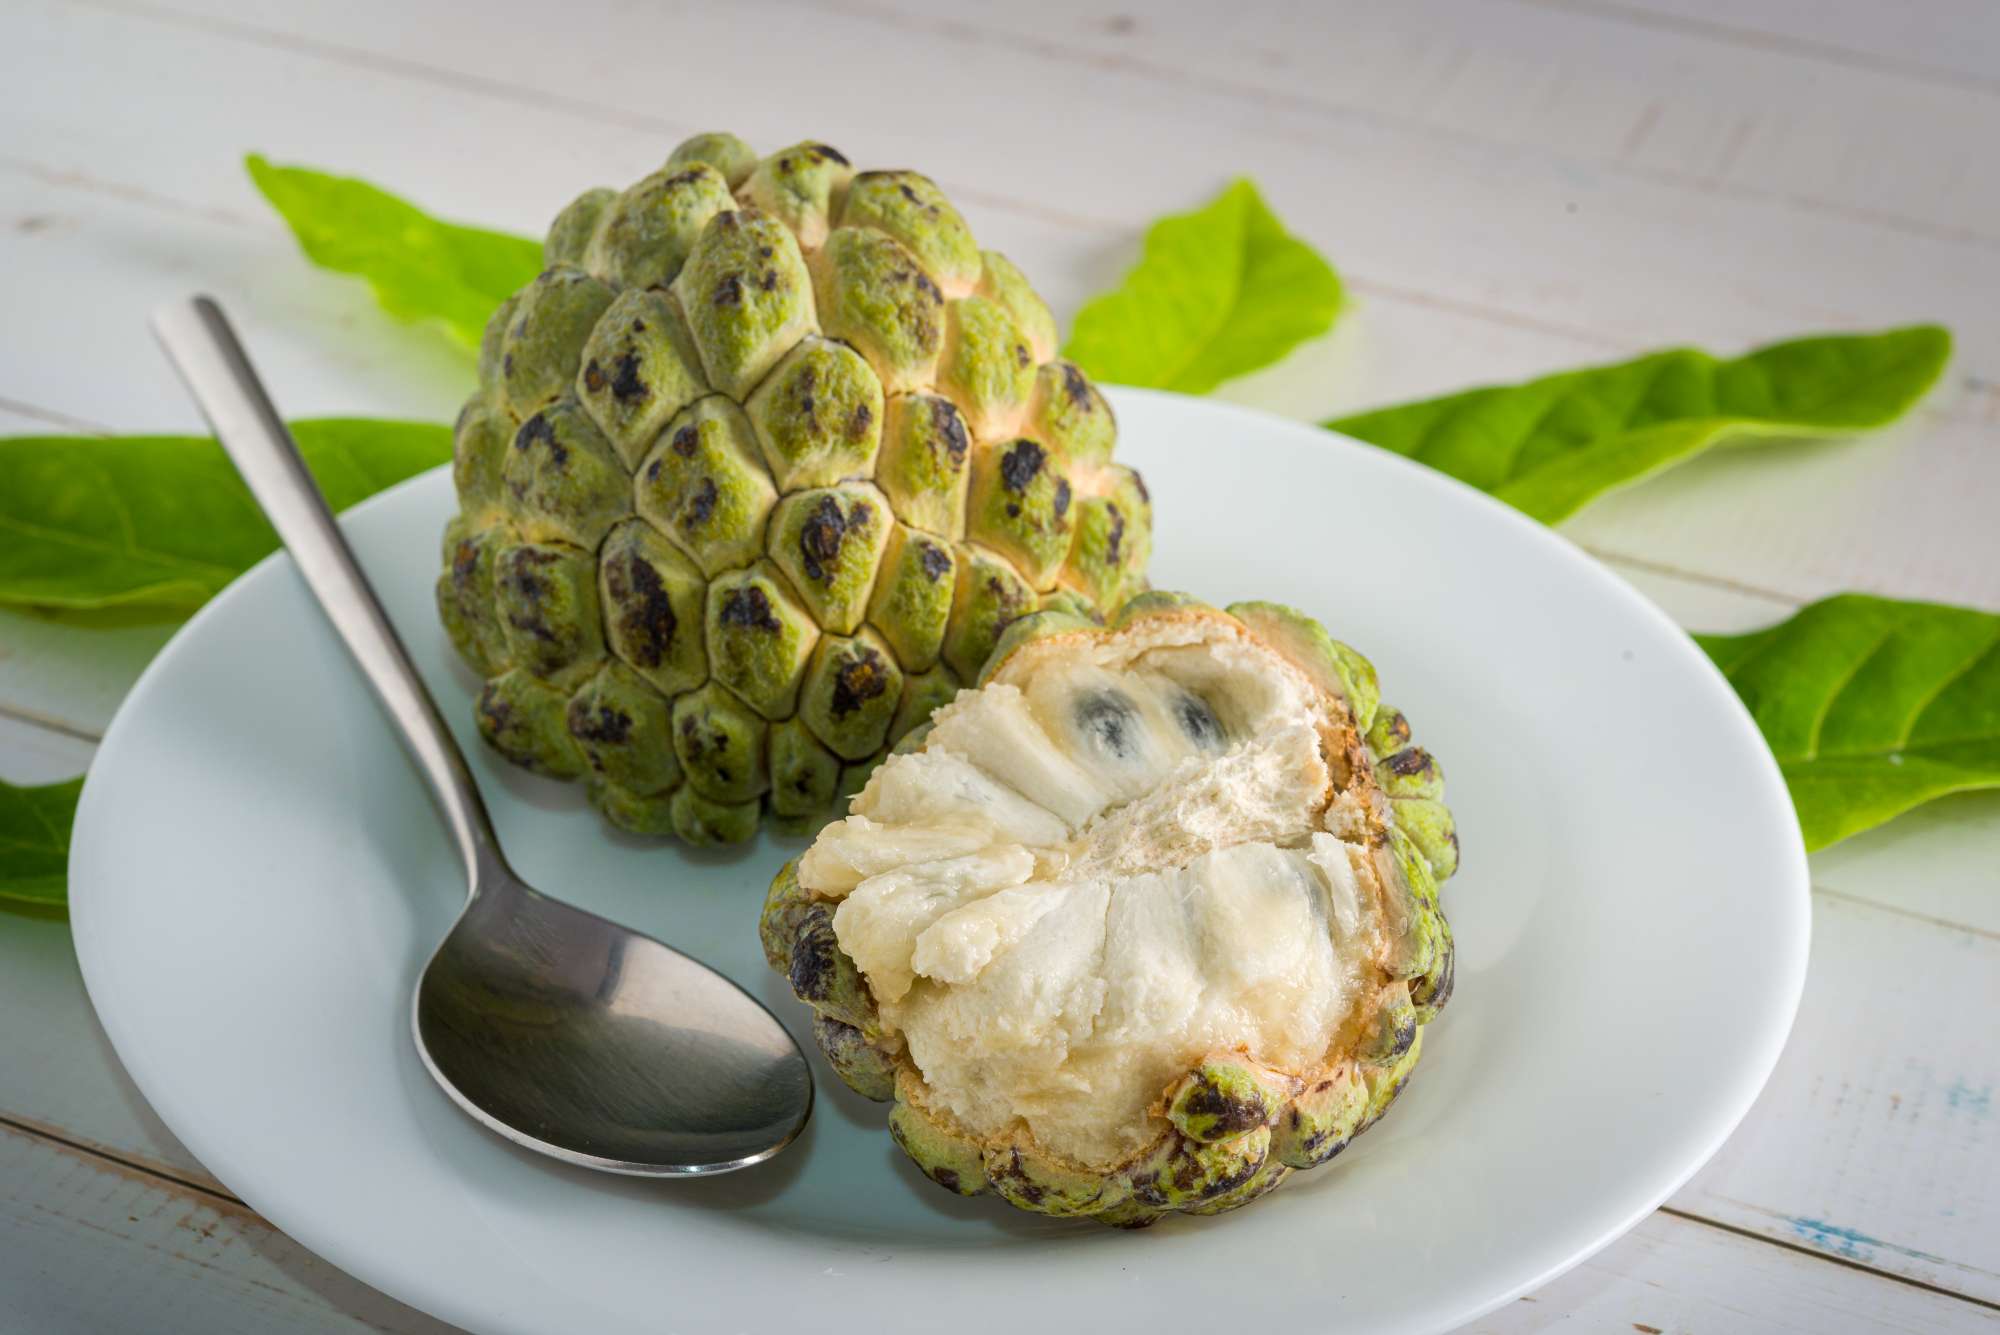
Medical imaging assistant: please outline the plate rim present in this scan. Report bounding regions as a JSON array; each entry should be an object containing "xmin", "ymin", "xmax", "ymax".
[{"xmin": 69, "ymin": 387, "xmax": 1812, "ymax": 1335}]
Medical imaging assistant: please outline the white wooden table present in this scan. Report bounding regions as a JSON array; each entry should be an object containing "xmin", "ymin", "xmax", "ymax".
[{"xmin": 3, "ymin": 1, "xmax": 1997, "ymax": 1329}]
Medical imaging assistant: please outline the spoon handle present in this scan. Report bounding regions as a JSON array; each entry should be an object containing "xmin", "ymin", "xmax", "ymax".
[{"xmin": 151, "ymin": 295, "xmax": 502, "ymax": 894}]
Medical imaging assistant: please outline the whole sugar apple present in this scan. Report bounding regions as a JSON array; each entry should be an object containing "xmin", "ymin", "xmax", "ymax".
[
  {"xmin": 761, "ymin": 594, "xmax": 1458, "ymax": 1226},
  {"xmin": 438, "ymin": 133, "xmax": 1151, "ymax": 843}
]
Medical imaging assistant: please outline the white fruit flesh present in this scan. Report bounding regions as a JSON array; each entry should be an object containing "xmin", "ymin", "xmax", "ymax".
[{"xmin": 801, "ymin": 618, "xmax": 1390, "ymax": 1169}]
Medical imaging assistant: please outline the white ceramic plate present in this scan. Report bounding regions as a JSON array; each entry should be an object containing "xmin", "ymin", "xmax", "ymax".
[{"xmin": 71, "ymin": 390, "xmax": 1808, "ymax": 1335}]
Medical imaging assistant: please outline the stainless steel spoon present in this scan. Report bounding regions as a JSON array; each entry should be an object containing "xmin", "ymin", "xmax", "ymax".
[{"xmin": 151, "ymin": 296, "xmax": 812, "ymax": 1176}]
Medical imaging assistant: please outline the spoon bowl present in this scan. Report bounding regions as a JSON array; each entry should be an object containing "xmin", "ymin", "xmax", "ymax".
[
  {"xmin": 152, "ymin": 295, "xmax": 813, "ymax": 1177},
  {"xmin": 417, "ymin": 869, "xmax": 811, "ymax": 1174}
]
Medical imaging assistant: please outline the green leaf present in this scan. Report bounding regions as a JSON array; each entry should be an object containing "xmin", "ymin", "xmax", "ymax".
[
  {"xmin": 0, "ymin": 776, "xmax": 83, "ymax": 910},
  {"xmin": 246, "ymin": 154, "xmax": 543, "ymax": 349},
  {"xmin": 1064, "ymin": 179, "xmax": 1343, "ymax": 394},
  {"xmin": 1327, "ymin": 326, "xmax": 1951, "ymax": 523},
  {"xmin": 0, "ymin": 419, "xmax": 451, "ymax": 616},
  {"xmin": 1697, "ymin": 594, "xmax": 2000, "ymax": 850}
]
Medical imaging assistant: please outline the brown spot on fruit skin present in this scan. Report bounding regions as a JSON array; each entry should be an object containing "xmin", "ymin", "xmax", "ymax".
[
  {"xmin": 606, "ymin": 553, "xmax": 677, "ymax": 668},
  {"xmin": 1386, "ymin": 748, "xmax": 1434, "ymax": 779},
  {"xmin": 609, "ymin": 352, "xmax": 648, "ymax": 403},
  {"xmin": 829, "ymin": 648, "xmax": 889, "ymax": 717},
  {"xmin": 714, "ymin": 274, "xmax": 743, "ymax": 306},
  {"xmin": 583, "ymin": 360, "xmax": 607, "ymax": 393},
  {"xmin": 786, "ymin": 914, "xmax": 839, "ymax": 1003},
  {"xmin": 568, "ymin": 702, "xmax": 633, "ymax": 746},
  {"xmin": 797, "ymin": 496, "xmax": 849, "ymax": 583},
  {"xmin": 1062, "ymin": 362, "xmax": 1091, "ymax": 409},
  {"xmin": 919, "ymin": 543, "xmax": 951, "ymax": 581},
  {"xmin": 930, "ymin": 399, "xmax": 968, "ymax": 462},
  {"xmin": 671, "ymin": 425, "xmax": 699, "ymax": 458},
  {"xmin": 1178, "ymin": 1081, "xmax": 1269, "ymax": 1138},
  {"xmin": 684, "ymin": 477, "xmax": 718, "ymax": 527},
  {"xmin": 813, "ymin": 143, "xmax": 850, "ymax": 166},
  {"xmin": 999, "ymin": 439, "xmax": 1045, "ymax": 494},
  {"xmin": 932, "ymin": 1168, "xmax": 960, "ymax": 1192},
  {"xmin": 846, "ymin": 401, "xmax": 873, "ymax": 442},
  {"xmin": 514, "ymin": 413, "xmax": 565, "ymax": 466},
  {"xmin": 719, "ymin": 584, "xmax": 782, "ymax": 632},
  {"xmin": 1104, "ymin": 505, "xmax": 1126, "ymax": 563},
  {"xmin": 1053, "ymin": 479, "xmax": 1071, "ymax": 518}
]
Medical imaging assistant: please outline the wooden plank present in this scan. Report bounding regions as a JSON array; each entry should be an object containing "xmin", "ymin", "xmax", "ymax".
[
  {"xmin": 9, "ymin": 0, "xmax": 1995, "ymax": 611},
  {"xmin": 794, "ymin": 0, "xmax": 2000, "ymax": 246},
  {"xmin": 7, "ymin": 1114, "xmax": 1990, "ymax": 1335},
  {"xmin": 1669, "ymin": 886, "xmax": 2000, "ymax": 1304},
  {"xmin": 0, "ymin": 1124, "xmax": 458, "ymax": 1334},
  {"xmin": 1526, "ymin": 0, "xmax": 2000, "ymax": 92},
  {"xmin": 0, "ymin": 712, "xmax": 94, "ymax": 782},
  {"xmin": 4, "ymin": 560, "xmax": 1995, "ymax": 1315},
  {"xmin": 1475, "ymin": 1209, "xmax": 1998, "ymax": 1332},
  {"xmin": 0, "ymin": 2, "xmax": 1995, "ymax": 1323}
]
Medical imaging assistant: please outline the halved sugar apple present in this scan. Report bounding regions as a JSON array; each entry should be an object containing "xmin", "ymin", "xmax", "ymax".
[
  {"xmin": 761, "ymin": 595, "xmax": 1459, "ymax": 1226},
  {"xmin": 438, "ymin": 133, "xmax": 1151, "ymax": 844}
]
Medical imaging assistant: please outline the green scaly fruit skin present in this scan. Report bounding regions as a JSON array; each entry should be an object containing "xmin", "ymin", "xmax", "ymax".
[
  {"xmin": 762, "ymin": 593, "xmax": 1459, "ymax": 1225},
  {"xmin": 441, "ymin": 132, "xmax": 1149, "ymax": 843}
]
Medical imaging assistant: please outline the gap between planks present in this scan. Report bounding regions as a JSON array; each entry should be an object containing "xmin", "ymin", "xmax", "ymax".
[
  {"xmin": 772, "ymin": 0, "xmax": 2000, "ymax": 254},
  {"xmin": 0, "ymin": 1112, "xmax": 238, "ymax": 1208},
  {"xmin": 1495, "ymin": 0, "xmax": 2000, "ymax": 100},
  {"xmin": 0, "ymin": 700, "xmax": 107, "ymax": 744},
  {"xmin": 57, "ymin": 0, "xmax": 2000, "ymax": 265},
  {"xmin": 1655, "ymin": 1205, "xmax": 2000, "ymax": 1317},
  {"xmin": 4, "ymin": 1106, "xmax": 1994, "ymax": 1322}
]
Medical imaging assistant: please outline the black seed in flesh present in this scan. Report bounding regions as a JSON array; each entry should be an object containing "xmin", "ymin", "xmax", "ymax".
[
  {"xmin": 1074, "ymin": 690, "xmax": 1141, "ymax": 760},
  {"xmin": 1176, "ymin": 692, "xmax": 1225, "ymax": 749}
]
